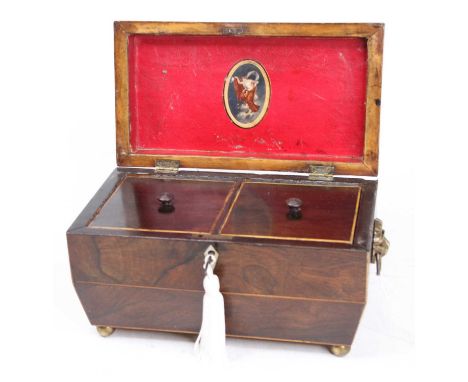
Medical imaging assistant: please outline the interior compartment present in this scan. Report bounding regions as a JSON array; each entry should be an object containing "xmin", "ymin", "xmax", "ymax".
[
  {"xmin": 89, "ymin": 175, "xmax": 236, "ymax": 234},
  {"xmin": 220, "ymin": 181, "xmax": 361, "ymax": 243}
]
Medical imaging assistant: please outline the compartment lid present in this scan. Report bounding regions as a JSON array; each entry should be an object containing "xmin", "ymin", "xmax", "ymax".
[{"xmin": 115, "ymin": 22, "xmax": 384, "ymax": 176}]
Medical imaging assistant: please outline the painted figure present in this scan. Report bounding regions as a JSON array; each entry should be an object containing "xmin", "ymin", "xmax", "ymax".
[{"xmin": 232, "ymin": 71, "xmax": 260, "ymax": 113}]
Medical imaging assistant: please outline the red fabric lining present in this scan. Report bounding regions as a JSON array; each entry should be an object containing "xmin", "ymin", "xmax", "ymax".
[{"xmin": 128, "ymin": 35, "xmax": 367, "ymax": 162}]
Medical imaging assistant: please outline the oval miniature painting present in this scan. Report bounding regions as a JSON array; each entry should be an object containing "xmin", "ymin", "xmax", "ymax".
[{"xmin": 223, "ymin": 60, "xmax": 271, "ymax": 129}]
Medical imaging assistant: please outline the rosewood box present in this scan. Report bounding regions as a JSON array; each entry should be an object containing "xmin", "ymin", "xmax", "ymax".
[{"xmin": 67, "ymin": 22, "xmax": 389, "ymax": 356}]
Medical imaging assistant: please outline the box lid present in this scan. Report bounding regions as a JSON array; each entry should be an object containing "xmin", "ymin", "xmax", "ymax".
[{"xmin": 115, "ymin": 22, "xmax": 383, "ymax": 176}]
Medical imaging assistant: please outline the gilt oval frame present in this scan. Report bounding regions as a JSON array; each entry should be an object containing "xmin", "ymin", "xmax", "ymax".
[{"xmin": 223, "ymin": 59, "xmax": 271, "ymax": 129}]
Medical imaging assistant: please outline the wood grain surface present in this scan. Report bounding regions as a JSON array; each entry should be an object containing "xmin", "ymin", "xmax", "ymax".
[
  {"xmin": 69, "ymin": 235, "xmax": 367, "ymax": 302},
  {"xmin": 76, "ymin": 282, "xmax": 364, "ymax": 345}
]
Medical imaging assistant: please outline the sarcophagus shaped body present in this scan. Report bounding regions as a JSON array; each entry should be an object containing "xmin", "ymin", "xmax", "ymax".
[{"xmin": 67, "ymin": 22, "xmax": 388, "ymax": 356}]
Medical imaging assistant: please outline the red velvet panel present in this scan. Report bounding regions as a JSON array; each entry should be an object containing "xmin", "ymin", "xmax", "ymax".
[{"xmin": 128, "ymin": 35, "xmax": 368, "ymax": 162}]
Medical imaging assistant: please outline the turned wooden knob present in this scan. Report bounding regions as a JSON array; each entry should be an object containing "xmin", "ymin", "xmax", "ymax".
[
  {"xmin": 158, "ymin": 192, "xmax": 174, "ymax": 213},
  {"xmin": 286, "ymin": 197, "xmax": 302, "ymax": 220}
]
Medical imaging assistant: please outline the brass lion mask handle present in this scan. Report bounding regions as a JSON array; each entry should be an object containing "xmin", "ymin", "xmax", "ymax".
[{"xmin": 372, "ymin": 218, "xmax": 390, "ymax": 275}]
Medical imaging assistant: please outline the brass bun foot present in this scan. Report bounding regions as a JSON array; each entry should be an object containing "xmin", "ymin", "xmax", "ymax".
[
  {"xmin": 328, "ymin": 345, "xmax": 351, "ymax": 357},
  {"xmin": 96, "ymin": 326, "xmax": 115, "ymax": 337}
]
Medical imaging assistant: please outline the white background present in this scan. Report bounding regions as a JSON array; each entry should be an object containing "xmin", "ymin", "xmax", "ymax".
[{"xmin": 1, "ymin": 0, "xmax": 466, "ymax": 380}]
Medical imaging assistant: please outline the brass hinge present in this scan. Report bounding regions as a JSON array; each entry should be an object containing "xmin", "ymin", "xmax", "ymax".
[
  {"xmin": 154, "ymin": 159, "xmax": 180, "ymax": 174},
  {"xmin": 308, "ymin": 165, "xmax": 334, "ymax": 181},
  {"xmin": 221, "ymin": 25, "xmax": 246, "ymax": 35}
]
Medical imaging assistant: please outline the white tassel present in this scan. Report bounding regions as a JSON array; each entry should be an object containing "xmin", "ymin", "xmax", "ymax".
[{"xmin": 194, "ymin": 253, "xmax": 226, "ymax": 361}]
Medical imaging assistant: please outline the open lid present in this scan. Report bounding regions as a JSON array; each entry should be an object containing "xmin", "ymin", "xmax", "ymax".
[{"xmin": 115, "ymin": 22, "xmax": 384, "ymax": 176}]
